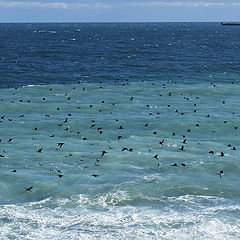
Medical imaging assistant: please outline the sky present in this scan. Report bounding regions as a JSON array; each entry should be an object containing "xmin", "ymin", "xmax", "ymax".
[{"xmin": 0, "ymin": 0, "xmax": 240, "ymax": 22}]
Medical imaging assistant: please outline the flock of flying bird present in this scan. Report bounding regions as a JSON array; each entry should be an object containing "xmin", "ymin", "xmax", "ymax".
[{"xmin": 1, "ymin": 77, "xmax": 237, "ymax": 192}]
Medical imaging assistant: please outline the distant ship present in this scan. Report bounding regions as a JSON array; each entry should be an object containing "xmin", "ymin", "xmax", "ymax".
[{"xmin": 221, "ymin": 22, "xmax": 240, "ymax": 26}]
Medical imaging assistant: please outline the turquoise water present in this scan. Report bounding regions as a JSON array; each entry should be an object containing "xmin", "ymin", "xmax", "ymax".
[
  {"xmin": 0, "ymin": 80, "xmax": 240, "ymax": 239},
  {"xmin": 0, "ymin": 23, "xmax": 240, "ymax": 239}
]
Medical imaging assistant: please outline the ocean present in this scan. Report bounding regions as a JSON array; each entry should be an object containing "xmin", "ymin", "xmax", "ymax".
[{"xmin": 0, "ymin": 22, "xmax": 239, "ymax": 239}]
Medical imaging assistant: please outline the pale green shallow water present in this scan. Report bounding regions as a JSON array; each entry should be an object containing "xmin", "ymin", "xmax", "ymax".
[{"xmin": 0, "ymin": 80, "xmax": 239, "ymax": 239}]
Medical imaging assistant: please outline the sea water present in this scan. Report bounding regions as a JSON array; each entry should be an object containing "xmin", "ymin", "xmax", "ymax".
[{"xmin": 0, "ymin": 23, "xmax": 239, "ymax": 239}]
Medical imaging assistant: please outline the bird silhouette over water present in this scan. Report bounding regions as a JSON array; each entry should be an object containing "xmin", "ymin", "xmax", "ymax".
[
  {"xmin": 218, "ymin": 170, "xmax": 224, "ymax": 178},
  {"xmin": 179, "ymin": 145, "xmax": 185, "ymax": 151},
  {"xmin": 57, "ymin": 142, "xmax": 64, "ymax": 148},
  {"xmin": 101, "ymin": 151, "xmax": 107, "ymax": 156},
  {"xmin": 25, "ymin": 186, "xmax": 33, "ymax": 192},
  {"xmin": 121, "ymin": 147, "xmax": 133, "ymax": 152},
  {"xmin": 37, "ymin": 148, "xmax": 43, "ymax": 153},
  {"xmin": 220, "ymin": 152, "xmax": 224, "ymax": 157},
  {"xmin": 159, "ymin": 140, "xmax": 164, "ymax": 145}
]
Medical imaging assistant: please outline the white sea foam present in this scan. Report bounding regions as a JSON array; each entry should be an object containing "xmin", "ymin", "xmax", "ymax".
[{"xmin": 0, "ymin": 196, "xmax": 239, "ymax": 240}]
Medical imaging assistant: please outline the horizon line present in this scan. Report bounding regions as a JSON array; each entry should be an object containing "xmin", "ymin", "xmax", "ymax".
[{"xmin": 0, "ymin": 21, "xmax": 230, "ymax": 24}]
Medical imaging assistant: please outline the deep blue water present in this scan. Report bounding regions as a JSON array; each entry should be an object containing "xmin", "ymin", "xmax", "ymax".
[
  {"xmin": 1, "ymin": 22, "xmax": 240, "ymax": 88},
  {"xmin": 0, "ymin": 23, "xmax": 240, "ymax": 239}
]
